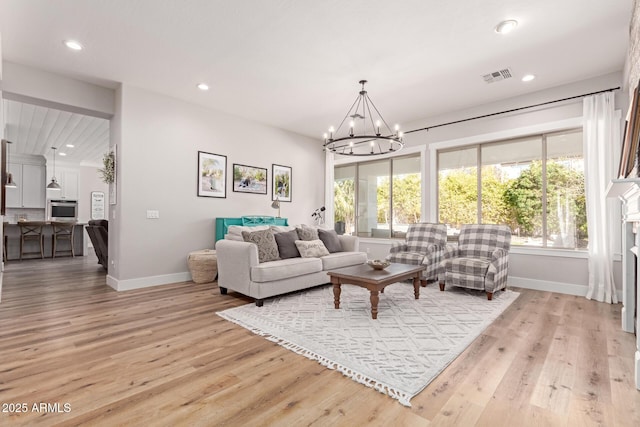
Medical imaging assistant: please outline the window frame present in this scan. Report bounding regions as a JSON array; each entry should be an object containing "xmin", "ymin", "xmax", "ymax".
[
  {"xmin": 333, "ymin": 149, "xmax": 424, "ymax": 239},
  {"xmin": 434, "ymin": 121, "xmax": 587, "ymax": 251}
]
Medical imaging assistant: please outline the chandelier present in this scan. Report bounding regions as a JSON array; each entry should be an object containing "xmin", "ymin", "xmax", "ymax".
[{"xmin": 323, "ymin": 80, "xmax": 403, "ymax": 156}]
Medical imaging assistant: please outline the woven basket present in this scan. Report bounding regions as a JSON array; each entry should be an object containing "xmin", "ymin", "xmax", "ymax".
[{"xmin": 187, "ymin": 249, "xmax": 218, "ymax": 283}]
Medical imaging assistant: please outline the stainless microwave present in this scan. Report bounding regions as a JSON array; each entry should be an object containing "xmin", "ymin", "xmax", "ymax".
[{"xmin": 49, "ymin": 199, "xmax": 78, "ymax": 221}]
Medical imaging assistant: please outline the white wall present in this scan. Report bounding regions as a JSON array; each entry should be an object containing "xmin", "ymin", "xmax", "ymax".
[
  {"xmin": 353, "ymin": 72, "xmax": 626, "ymax": 298},
  {"xmin": 78, "ymin": 165, "xmax": 109, "ymax": 222},
  {"xmin": 109, "ymin": 84, "xmax": 325, "ymax": 289},
  {"xmin": 1, "ymin": 62, "xmax": 114, "ymax": 117}
]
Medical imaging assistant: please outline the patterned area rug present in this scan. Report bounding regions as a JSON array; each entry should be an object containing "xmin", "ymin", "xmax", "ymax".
[{"xmin": 217, "ymin": 283, "xmax": 520, "ymax": 406}]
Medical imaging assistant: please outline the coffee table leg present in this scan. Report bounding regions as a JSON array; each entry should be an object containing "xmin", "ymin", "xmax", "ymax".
[
  {"xmin": 370, "ymin": 290, "xmax": 379, "ymax": 319},
  {"xmin": 332, "ymin": 278, "xmax": 341, "ymax": 309},
  {"xmin": 413, "ymin": 274, "xmax": 420, "ymax": 299}
]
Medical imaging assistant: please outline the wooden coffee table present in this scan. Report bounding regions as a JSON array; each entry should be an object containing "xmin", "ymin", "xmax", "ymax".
[{"xmin": 327, "ymin": 263, "xmax": 426, "ymax": 319}]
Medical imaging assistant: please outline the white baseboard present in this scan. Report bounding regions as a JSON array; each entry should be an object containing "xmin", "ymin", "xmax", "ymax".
[
  {"xmin": 509, "ymin": 276, "xmax": 623, "ymax": 302},
  {"xmin": 106, "ymin": 271, "xmax": 192, "ymax": 291}
]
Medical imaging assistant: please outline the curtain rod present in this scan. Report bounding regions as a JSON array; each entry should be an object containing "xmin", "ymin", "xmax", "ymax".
[{"xmin": 405, "ymin": 86, "xmax": 621, "ymax": 135}]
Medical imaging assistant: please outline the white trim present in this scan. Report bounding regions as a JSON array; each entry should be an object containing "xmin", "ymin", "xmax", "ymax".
[
  {"xmin": 429, "ymin": 116, "xmax": 584, "ymax": 220},
  {"xmin": 107, "ymin": 271, "xmax": 192, "ymax": 291},
  {"xmin": 428, "ymin": 117, "xmax": 584, "ymax": 152},
  {"xmin": 509, "ymin": 276, "xmax": 587, "ymax": 296},
  {"xmin": 509, "ymin": 246, "xmax": 588, "ymax": 258},
  {"xmin": 325, "ymin": 151, "xmax": 335, "ymax": 228},
  {"xmin": 509, "ymin": 276, "xmax": 623, "ymax": 301}
]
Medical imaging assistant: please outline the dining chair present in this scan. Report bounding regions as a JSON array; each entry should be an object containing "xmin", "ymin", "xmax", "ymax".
[
  {"xmin": 18, "ymin": 221, "xmax": 46, "ymax": 260},
  {"xmin": 51, "ymin": 221, "xmax": 76, "ymax": 258}
]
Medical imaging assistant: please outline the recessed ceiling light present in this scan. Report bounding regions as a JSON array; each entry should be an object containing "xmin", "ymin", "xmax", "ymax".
[
  {"xmin": 59, "ymin": 152, "xmax": 67, "ymax": 156},
  {"xmin": 64, "ymin": 40, "xmax": 83, "ymax": 51},
  {"xmin": 522, "ymin": 74, "xmax": 536, "ymax": 82},
  {"xmin": 66, "ymin": 144, "xmax": 75, "ymax": 148},
  {"xmin": 495, "ymin": 20, "xmax": 518, "ymax": 34},
  {"xmin": 197, "ymin": 83, "xmax": 209, "ymax": 91}
]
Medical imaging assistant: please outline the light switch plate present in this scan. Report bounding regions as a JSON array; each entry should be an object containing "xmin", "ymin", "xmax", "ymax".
[{"xmin": 146, "ymin": 210, "xmax": 160, "ymax": 219}]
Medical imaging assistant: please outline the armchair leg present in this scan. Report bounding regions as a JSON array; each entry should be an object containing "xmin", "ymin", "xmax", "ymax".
[
  {"xmin": 219, "ymin": 286, "xmax": 228, "ymax": 295},
  {"xmin": 255, "ymin": 299, "xmax": 264, "ymax": 307},
  {"xmin": 439, "ymin": 282, "xmax": 445, "ymax": 292},
  {"xmin": 486, "ymin": 292, "xmax": 493, "ymax": 301},
  {"xmin": 420, "ymin": 279, "xmax": 428, "ymax": 287}
]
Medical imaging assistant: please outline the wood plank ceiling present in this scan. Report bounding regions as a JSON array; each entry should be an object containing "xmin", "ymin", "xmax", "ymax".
[{"xmin": 3, "ymin": 99, "xmax": 109, "ymax": 167}]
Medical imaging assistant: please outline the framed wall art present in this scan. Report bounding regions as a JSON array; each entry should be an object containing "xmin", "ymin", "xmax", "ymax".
[
  {"xmin": 233, "ymin": 163, "xmax": 267, "ymax": 194},
  {"xmin": 619, "ymin": 80, "xmax": 640, "ymax": 178},
  {"xmin": 198, "ymin": 151, "xmax": 227, "ymax": 198},
  {"xmin": 272, "ymin": 164, "xmax": 292, "ymax": 202}
]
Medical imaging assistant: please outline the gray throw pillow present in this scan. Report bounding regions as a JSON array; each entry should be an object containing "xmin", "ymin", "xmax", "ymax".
[
  {"xmin": 241, "ymin": 229, "xmax": 280, "ymax": 263},
  {"xmin": 318, "ymin": 228, "xmax": 343, "ymax": 253},
  {"xmin": 273, "ymin": 229, "xmax": 301, "ymax": 259},
  {"xmin": 296, "ymin": 224, "xmax": 319, "ymax": 241}
]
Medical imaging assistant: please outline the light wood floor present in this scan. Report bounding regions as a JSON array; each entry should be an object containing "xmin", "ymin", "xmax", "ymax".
[{"xmin": 0, "ymin": 255, "xmax": 639, "ymax": 426}]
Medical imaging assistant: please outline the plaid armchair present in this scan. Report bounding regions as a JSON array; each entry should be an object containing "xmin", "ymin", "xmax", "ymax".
[
  {"xmin": 438, "ymin": 224, "xmax": 511, "ymax": 300},
  {"xmin": 387, "ymin": 223, "xmax": 447, "ymax": 284}
]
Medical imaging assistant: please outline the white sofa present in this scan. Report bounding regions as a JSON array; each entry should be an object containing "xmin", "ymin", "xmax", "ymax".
[{"xmin": 216, "ymin": 229, "xmax": 367, "ymax": 306}]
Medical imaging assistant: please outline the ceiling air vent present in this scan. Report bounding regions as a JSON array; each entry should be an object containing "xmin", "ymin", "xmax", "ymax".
[{"xmin": 482, "ymin": 67, "xmax": 513, "ymax": 84}]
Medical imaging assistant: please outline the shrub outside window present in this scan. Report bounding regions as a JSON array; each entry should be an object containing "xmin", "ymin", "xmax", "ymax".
[
  {"xmin": 437, "ymin": 129, "xmax": 587, "ymax": 249},
  {"xmin": 334, "ymin": 154, "xmax": 421, "ymax": 238}
]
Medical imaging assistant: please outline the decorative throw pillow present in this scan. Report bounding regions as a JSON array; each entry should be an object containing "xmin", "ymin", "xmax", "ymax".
[
  {"xmin": 318, "ymin": 228, "xmax": 343, "ymax": 253},
  {"xmin": 270, "ymin": 225, "xmax": 297, "ymax": 233},
  {"xmin": 296, "ymin": 224, "xmax": 319, "ymax": 241},
  {"xmin": 295, "ymin": 239, "xmax": 330, "ymax": 258},
  {"xmin": 241, "ymin": 229, "xmax": 280, "ymax": 263},
  {"xmin": 273, "ymin": 229, "xmax": 301, "ymax": 259}
]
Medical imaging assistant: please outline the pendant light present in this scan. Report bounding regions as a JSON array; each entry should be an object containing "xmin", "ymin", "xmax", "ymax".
[
  {"xmin": 47, "ymin": 146, "xmax": 62, "ymax": 190},
  {"xmin": 4, "ymin": 139, "xmax": 17, "ymax": 188}
]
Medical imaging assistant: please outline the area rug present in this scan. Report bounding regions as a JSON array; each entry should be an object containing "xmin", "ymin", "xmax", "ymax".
[{"xmin": 217, "ymin": 283, "xmax": 519, "ymax": 406}]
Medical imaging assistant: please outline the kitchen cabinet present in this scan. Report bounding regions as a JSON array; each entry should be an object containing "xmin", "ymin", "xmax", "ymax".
[
  {"xmin": 46, "ymin": 167, "xmax": 79, "ymax": 200},
  {"xmin": 6, "ymin": 163, "xmax": 46, "ymax": 208}
]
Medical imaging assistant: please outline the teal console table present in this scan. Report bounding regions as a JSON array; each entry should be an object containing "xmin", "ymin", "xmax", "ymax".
[{"xmin": 215, "ymin": 216, "xmax": 289, "ymax": 242}]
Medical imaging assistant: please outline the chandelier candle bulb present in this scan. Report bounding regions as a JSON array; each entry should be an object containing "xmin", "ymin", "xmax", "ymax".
[{"xmin": 376, "ymin": 120, "xmax": 381, "ymax": 135}]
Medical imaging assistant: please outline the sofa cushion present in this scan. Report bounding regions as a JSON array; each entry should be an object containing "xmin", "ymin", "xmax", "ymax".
[
  {"xmin": 270, "ymin": 225, "xmax": 297, "ymax": 233},
  {"xmin": 321, "ymin": 251, "xmax": 367, "ymax": 270},
  {"xmin": 241, "ymin": 229, "xmax": 280, "ymax": 263},
  {"xmin": 296, "ymin": 224, "xmax": 319, "ymax": 241},
  {"xmin": 295, "ymin": 239, "xmax": 330, "ymax": 257},
  {"xmin": 318, "ymin": 229, "xmax": 343, "ymax": 253},
  {"xmin": 227, "ymin": 225, "xmax": 270, "ymax": 241},
  {"xmin": 273, "ymin": 229, "xmax": 301, "ymax": 259},
  {"xmin": 251, "ymin": 257, "xmax": 323, "ymax": 282}
]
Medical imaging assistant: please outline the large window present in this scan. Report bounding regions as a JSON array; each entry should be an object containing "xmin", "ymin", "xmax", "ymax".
[
  {"xmin": 334, "ymin": 154, "xmax": 421, "ymax": 238},
  {"xmin": 438, "ymin": 129, "xmax": 587, "ymax": 249}
]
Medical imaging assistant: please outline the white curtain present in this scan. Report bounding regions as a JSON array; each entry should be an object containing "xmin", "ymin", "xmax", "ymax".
[{"xmin": 583, "ymin": 92, "xmax": 618, "ymax": 303}]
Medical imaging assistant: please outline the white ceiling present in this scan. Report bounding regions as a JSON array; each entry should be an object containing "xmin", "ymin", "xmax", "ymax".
[
  {"xmin": 0, "ymin": 0, "xmax": 633, "ymax": 163},
  {"xmin": 3, "ymin": 99, "xmax": 109, "ymax": 166}
]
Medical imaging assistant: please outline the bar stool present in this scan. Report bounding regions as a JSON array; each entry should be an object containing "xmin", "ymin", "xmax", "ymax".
[
  {"xmin": 51, "ymin": 221, "xmax": 76, "ymax": 258},
  {"xmin": 18, "ymin": 221, "xmax": 46, "ymax": 260}
]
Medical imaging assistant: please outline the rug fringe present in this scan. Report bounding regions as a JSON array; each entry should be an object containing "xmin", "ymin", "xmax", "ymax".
[{"xmin": 216, "ymin": 311, "xmax": 413, "ymax": 407}]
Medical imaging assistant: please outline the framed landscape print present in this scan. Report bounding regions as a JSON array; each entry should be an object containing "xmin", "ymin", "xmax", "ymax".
[
  {"xmin": 272, "ymin": 164, "xmax": 292, "ymax": 202},
  {"xmin": 233, "ymin": 163, "xmax": 267, "ymax": 194},
  {"xmin": 198, "ymin": 151, "xmax": 227, "ymax": 198}
]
